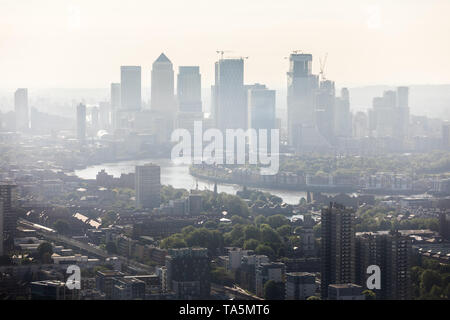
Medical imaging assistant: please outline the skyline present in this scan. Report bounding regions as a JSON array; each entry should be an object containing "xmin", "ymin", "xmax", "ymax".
[{"xmin": 0, "ymin": 0, "xmax": 450, "ymax": 89}]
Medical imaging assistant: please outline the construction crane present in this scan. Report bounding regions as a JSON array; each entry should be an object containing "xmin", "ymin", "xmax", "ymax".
[
  {"xmin": 319, "ymin": 52, "xmax": 328, "ymax": 82},
  {"xmin": 216, "ymin": 50, "xmax": 233, "ymax": 59}
]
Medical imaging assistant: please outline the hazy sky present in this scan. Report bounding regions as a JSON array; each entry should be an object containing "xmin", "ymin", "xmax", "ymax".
[{"xmin": 1, "ymin": 0, "xmax": 449, "ymax": 89}]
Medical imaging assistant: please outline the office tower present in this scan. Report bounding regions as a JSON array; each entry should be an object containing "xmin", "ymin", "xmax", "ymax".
[
  {"xmin": 247, "ymin": 84, "xmax": 276, "ymax": 151},
  {"xmin": 327, "ymin": 283, "xmax": 365, "ymax": 300},
  {"xmin": 91, "ymin": 106, "xmax": 99, "ymax": 133},
  {"xmin": 0, "ymin": 183, "xmax": 15, "ymax": 250},
  {"xmin": 76, "ymin": 103, "xmax": 86, "ymax": 142},
  {"xmin": 175, "ymin": 66, "xmax": 203, "ymax": 139},
  {"xmin": 370, "ymin": 87, "xmax": 409, "ymax": 142},
  {"xmin": 177, "ymin": 66, "xmax": 202, "ymax": 113},
  {"xmin": 355, "ymin": 231, "xmax": 412, "ymax": 300},
  {"xmin": 320, "ymin": 203, "xmax": 356, "ymax": 299},
  {"xmin": 135, "ymin": 164, "xmax": 161, "ymax": 209},
  {"xmin": 151, "ymin": 53, "xmax": 175, "ymax": 112},
  {"xmin": 285, "ymin": 272, "xmax": 317, "ymax": 300},
  {"xmin": 99, "ymin": 101, "xmax": 110, "ymax": 130},
  {"xmin": 395, "ymin": 86, "xmax": 410, "ymax": 140},
  {"xmin": 14, "ymin": 88, "xmax": 29, "ymax": 131},
  {"xmin": 315, "ymin": 80, "xmax": 336, "ymax": 144},
  {"xmin": 255, "ymin": 262, "xmax": 285, "ymax": 297},
  {"xmin": 165, "ymin": 248, "xmax": 210, "ymax": 299},
  {"xmin": 110, "ymin": 83, "xmax": 121, "ymax": 129},
  {"xmin": 353, "ymin": 111, "xmax": 369, "ymax": 138},
  {"xmin": 214, "ymin": 58, "xmax": 246, "ymax": 132},
  {"xmin": 287, "ymin": 53, "xmax": 319, "ymax": 148},
  {"xmin": 335, "ymin": 88, "xmax": 352, "ymax": 137},
  {"xmin": 120, "ymin": 66, "xmax": 141, "ymax": 111}
]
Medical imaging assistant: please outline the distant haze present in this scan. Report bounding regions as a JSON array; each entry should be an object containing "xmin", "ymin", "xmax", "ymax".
[{"xmin": 1, "ymin": 0, "xmax": 450, "ymax": 89}]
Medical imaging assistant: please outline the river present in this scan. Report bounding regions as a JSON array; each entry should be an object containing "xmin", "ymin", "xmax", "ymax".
[{"xmin": 74, "ymin": 158, "xmax": 307, "ymax": 205}]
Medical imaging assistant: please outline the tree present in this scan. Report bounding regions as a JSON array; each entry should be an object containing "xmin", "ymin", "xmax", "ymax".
[
  {"xmin": 211, "ymin": 267, "xmax": 234, "ymax": 286},
  {"xmin": 53, "ymin": 220, "xmax": 70, "ymax": 235},
  {"xmin": 243, "ymin": 239, "xmax": 260, "ymax": 251},
  {"xmin": 255, "ymin": 244, "xmax": 275, "ymax": 258},
  {"xmin": 37, "ymin": 242, "xmax": 53, "ymax": 262},
  {"xmin": 264, "ymin": 280, "xmax": 285, "ymax": 300},
  {"xmin": 421, "ymin": 270, "xmax": 442, "ymax": 293},
  {"xmin": 266, "ymin": 215, "xmax": 289, "ymax": 229},
  {"xmin": 363, "ymin": 289, "xmax": 376, "ymax": 300}
]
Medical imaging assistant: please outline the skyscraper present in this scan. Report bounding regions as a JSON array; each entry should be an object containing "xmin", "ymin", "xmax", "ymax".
[
  {"xmin": 76, "ymin": 103, "xmax": 86, "ymax": 142},
  {"xmin": 335, "ymin": 88, "xmax": 352, "ymax": 137},
  {"xmin": 287, "ymin": 53, "xmax": 319, "ymax": 148},
  {"xmin": 151, "ymin": 53, "xmax": 175, "ymax": 113},
  {"xmin": 110, "ymin": 83, "xmax": 121, "ymax": 129},
  {"xmin": 320, "ymin": 203, "xmax": 356, "ymax": 299},
  {"xmin": 214, "ymin": 58, "xmax": 246, "ymax": 132},
  {"xmin": 247, "ymin": 84, "xmax": 276, "ymax": 150},
  {"xmin": 315, "ymin": 80, "xmax": 336, "ymax": 144},
  {"xmin": 177, "ymin": 66, "xmax": 202, "ymax": 113},
  {"xmin": 14, "ymin": 88, "xmax": 29, "ymax": 131},
  {"xmin": 135, "ymin": 164, "xmax": 161, "ymax": 209},
  {"xmin": 120, "ymin": 66, "xmax": 141, "ymax": 111}
]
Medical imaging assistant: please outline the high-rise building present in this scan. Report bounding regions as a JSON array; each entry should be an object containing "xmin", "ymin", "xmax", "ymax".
[
  {"xmin": 110, "ymin": 83, "xmax": 121, "ymax": 129},
  {"xmin": 214, "ymin": 58, "xmax": 246, "ymax": 132},
  {"xmin": 0, "ymin": 183, "xmax": 15, "ymax": 250},
  {"xmin": 76, "ymin": 103, "xmax": 86, "ymax": 142},
  {"xmin": 175, "ymin": 66, "xmax": 203, "ymax": 138},
  {"xmin": 315, "ymin": 80, "xmax": 336, "ymax": 144},
  {"xmin": 177, "ymin": 66, "xmax": 202, "ymax": 113},
  {"xmin": 99, "ymin": 101, "xmax": 110, "ymax": 130},
  {"xmin": 320, "ymin": 203, "xmax": 356, "ymax": 299},
  {"xmin": 335, "ymin": 88, "xmax": 352, "ymax": 137},
  {"xmin": 247, "ymin": 84, "xmax": 276, "ymax": 151},
  {"xmin": 443, "ymin": 122, "xmax": 450, "ymax": 149},
  {"xmin": 0, "ymin": 200, "xmax": 3, "ymax": 256},
  {"xmin": 135, "ymin": 164, "xmax": 161, "ymax": 209},
  {"xmin": 439, "ymin": 211, "xmax": 450, "ymax": 241},
  {"xmin": 14, "ymin": 88, "xmax": 29, "ymax": 131},
  {"xmin": 287, "ymin": 53, "xmax": 319, "ymax": 148},
  {"xmin": 165, "ymin": 248, "xmax": 210, "ymax": 299},
  {"xmin": 91, "ymin": 106, "xmax": 99, "ymax": 134},
  {"xmin": 151, "ymin": 53, "xmax": 175, "ymax": 112},
  {"xmin": 285, "ymin": 272, "xmax": 317, "ymax": 300},
  {"xmin": 355, "ymin": 231, "xmax": 412, "ymax": 300},
  {"xmin": 120, "ymin": 66, "xmax": 141, "ymax": 111}
]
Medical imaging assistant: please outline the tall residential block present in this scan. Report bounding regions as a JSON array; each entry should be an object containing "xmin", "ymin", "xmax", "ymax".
[{"xmin": 320, "ymin": 203, "xmax": 356, "ymax": 299}]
